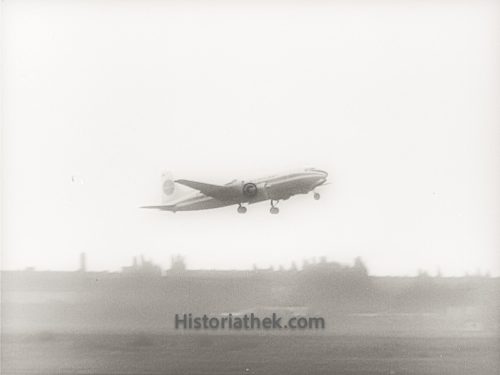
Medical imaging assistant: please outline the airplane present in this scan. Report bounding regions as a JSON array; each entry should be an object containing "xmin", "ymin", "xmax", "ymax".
[{"xmin": 141, "ymin": 168, "xmax": 328, "ymax": 214}]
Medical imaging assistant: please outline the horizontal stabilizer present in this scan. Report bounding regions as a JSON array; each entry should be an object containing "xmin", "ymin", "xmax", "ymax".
[{"xmin": 140, "ymin": 205, "xmax": 176, "ymax": 211}]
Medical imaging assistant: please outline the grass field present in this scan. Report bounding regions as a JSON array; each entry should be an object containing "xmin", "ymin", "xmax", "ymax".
[{"xmin": 2, "ymin": 333, "xmax": 499, "ymax": 375}]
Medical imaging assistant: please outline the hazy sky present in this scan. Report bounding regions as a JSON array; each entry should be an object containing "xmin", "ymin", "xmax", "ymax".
[{"xmin": 2, "ymin": 0, "xmax": 499, "ymax": 276}]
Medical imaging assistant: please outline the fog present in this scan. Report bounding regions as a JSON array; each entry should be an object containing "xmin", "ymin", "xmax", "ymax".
[{"xmin": 2, "ymin": 0, "xmax": 499, "ymax": 276}]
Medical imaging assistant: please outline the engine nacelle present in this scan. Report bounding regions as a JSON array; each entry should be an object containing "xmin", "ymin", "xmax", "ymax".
[{"xmin": 242, "ymin": 182, "xmax": 258, "ymax": 197}]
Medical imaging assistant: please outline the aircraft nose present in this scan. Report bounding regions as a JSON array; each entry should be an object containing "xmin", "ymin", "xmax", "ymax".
[
  {"xmin": 314, "ymin": 169, "xmax": 328, "ymax": 178},
  {"xmin": 307, "ymin": 168, "xmax": 328, "ymax": 177}
]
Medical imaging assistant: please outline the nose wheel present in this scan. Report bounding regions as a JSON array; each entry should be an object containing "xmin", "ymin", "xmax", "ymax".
[
  {"xmin": 314, "ymin": 192, "xmax": 320, "ymax": 200},
  {"xmin": 270, "ymin": 200, "xmax": 280, "ymax": 214},
  {"xmin": 237, "ymin": 204, "xmax": 247, "ymax": 214}
]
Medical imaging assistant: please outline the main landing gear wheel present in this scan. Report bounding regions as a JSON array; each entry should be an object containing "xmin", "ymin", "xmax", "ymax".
[
  {"xmin": 237, "ymin": 205, "xmax": 247, "ymax": 214},
  {"xmin": 270, "ymin": 200, "xmax": 280, "ymax": 214},
  {"xmin": 314, "ymin": 192, "xmax": 321, "ymax": 200}
]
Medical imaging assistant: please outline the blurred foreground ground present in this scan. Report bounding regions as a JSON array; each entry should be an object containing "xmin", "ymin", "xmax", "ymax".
[
  {"xmin": 2, "ymin": 333, "xmax": 499, "ymax": 375},
  {"xmin": 2, "ymin": 260, "xmax": 499, "ymax": 374}
]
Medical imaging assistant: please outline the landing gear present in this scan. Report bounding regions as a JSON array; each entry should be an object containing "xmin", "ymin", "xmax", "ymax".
[
  {"xmin": 270, "ymin": 200, "xmax": 280, "ymax": 214},
  {"xmin": 237, "ymin": 204, "xmax": 247, "ymax": 214},
  {"xmin": 314, "ymin": 192, "xmax": 320, "ymax": 200}
]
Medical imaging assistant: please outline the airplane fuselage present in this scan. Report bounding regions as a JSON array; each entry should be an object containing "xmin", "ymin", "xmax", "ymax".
[{"xmin": 166, "ymin": 169, "xmax": 328, "ymax": 212}]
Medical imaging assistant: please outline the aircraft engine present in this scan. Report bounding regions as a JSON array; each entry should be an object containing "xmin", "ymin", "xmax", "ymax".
[{"xmin": 242, "ymin": 182, "xmax": 258, "ymax": 197}]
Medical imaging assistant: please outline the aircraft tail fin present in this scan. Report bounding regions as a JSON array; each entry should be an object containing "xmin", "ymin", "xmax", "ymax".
[
  {"xmin": 160, "ymin": 171, "xmax": 193, "ymax": 204},
  {"xmin": 161, "ymin": 172, "xmax": 176, "ymax": 204}
]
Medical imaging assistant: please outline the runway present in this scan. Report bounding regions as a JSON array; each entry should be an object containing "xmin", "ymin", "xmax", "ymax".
[{"xmin": 2, "ymin": 333, "xmax": 499, "ymax": 375}]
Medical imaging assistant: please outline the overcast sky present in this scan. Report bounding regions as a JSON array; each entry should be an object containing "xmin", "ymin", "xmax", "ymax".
[{"xmin": 2, "ymin": 0, "xmax": 499, "ymax": 276}]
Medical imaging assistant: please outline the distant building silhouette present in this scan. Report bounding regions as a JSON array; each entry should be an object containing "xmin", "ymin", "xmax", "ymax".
[
  {"xmin": 122, "ymin": 255, "xmax": 162, "ymax": 276},
  {"xmin": 169, "ymin": 255, "xmax": 187, "ymax": 273},
  {"xmin": 79, "ymin": 253, "xmax": 87, "ymax": 272},
  {"xmin": 353, "ymin": 257, "xmax": 368, "ymax": 276}
]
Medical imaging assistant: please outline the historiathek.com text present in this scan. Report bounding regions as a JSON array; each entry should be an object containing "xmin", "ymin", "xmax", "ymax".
[{"xmin": 175, "ymin": 313, "xmax": 325, "ymax": 330}]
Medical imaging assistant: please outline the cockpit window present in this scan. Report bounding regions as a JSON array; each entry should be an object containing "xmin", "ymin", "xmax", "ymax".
[{"xmin": 306, "ymin": 168, "xmax": 328, "ymax": 175}]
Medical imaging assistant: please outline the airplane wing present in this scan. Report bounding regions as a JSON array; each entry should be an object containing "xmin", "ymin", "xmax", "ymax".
[{"xmin": 175, "ymin": 179, "xmax": 239, "ymax": 201}]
